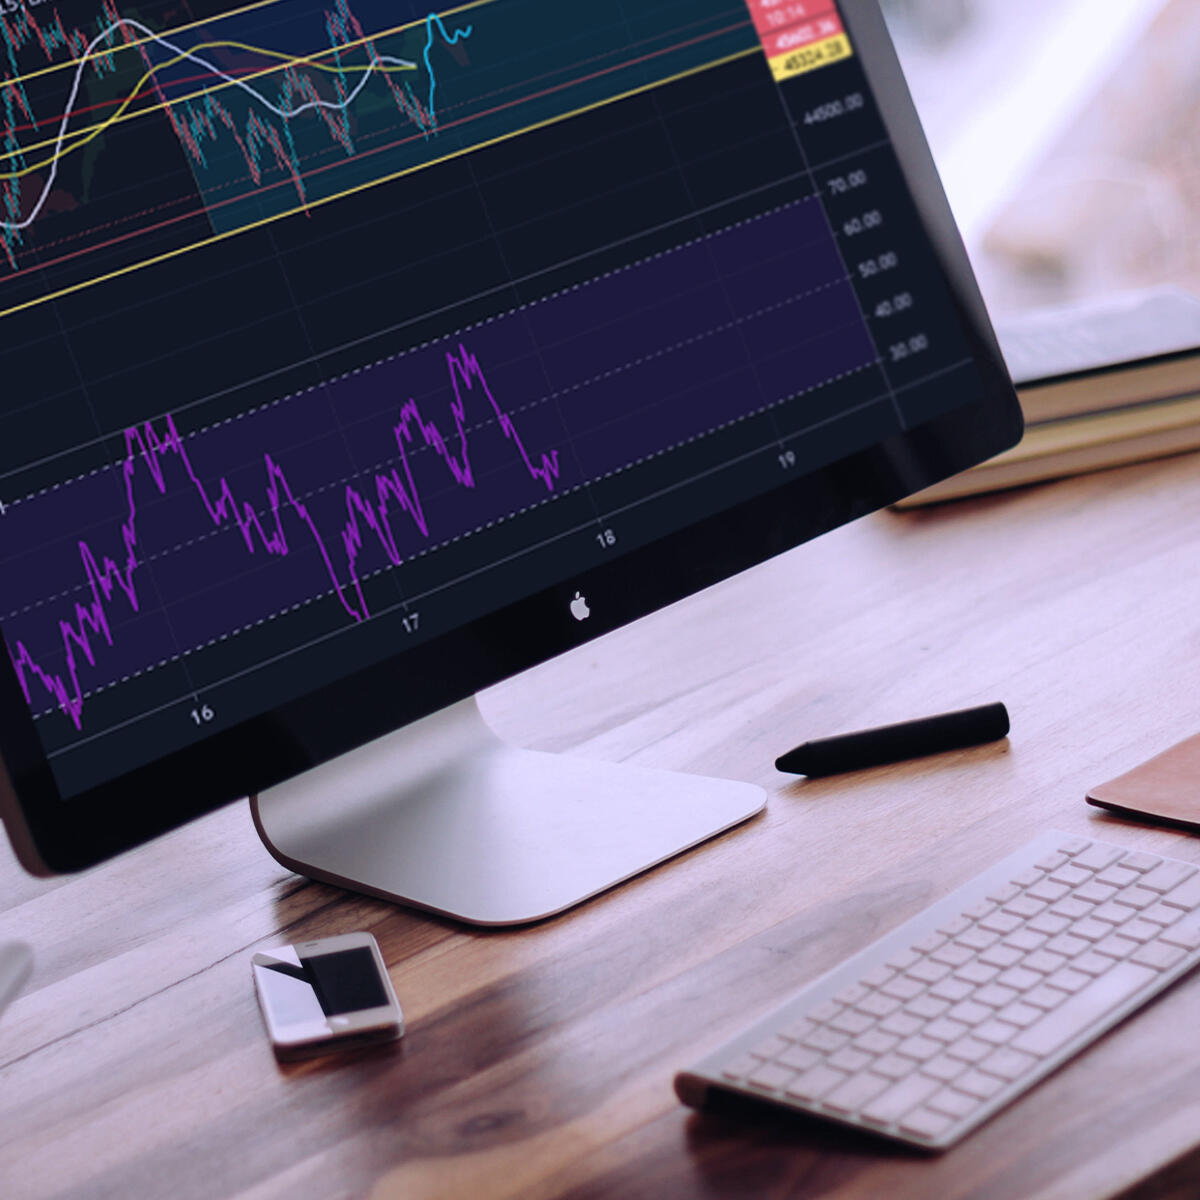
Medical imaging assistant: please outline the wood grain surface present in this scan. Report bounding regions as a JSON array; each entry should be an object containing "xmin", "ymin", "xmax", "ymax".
[{"xmin": 6, "ymin": 455, "xmax": 1200, "ymax": 1200}]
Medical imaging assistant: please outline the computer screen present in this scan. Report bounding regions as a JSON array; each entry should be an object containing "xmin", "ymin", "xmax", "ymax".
[{"xmin": 0, "ymin": 0, "xmax": 1019, "ymax": 872}]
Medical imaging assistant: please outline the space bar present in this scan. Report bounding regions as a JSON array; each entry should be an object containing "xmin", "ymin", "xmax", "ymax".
[{"xmin": 1012, "ymin": 962, "xmax": 1157, "ymax": 1058}]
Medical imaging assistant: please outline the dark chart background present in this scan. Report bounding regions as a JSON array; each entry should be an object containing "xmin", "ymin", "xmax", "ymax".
[{"xmin": 0, "ymin": 0, "xmax": 981, "ymax": 797}]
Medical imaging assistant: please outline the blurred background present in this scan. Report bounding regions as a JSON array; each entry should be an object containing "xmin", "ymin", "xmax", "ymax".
[{"xmin": 881, "ymin": 0, "xmax": 1200, "ymax": 362}]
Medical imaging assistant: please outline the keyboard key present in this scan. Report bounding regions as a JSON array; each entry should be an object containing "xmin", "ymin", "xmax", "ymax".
[
  {"xmin": 928, "ymin": 1088, "xmax": 980, "ymax": 1119},
  {"xmin": 1074, "ymin": 881, "xmax": 1117, "ymax": 905},
  {"xmin": 920, "ymin": 1054, "xmax": 966, "ymax": 1083},
  {"xmin": 1024, "ymin": 984, "xmax": 1066, "ymax": 1011},
  {"xmin": 721, "ymin": 1054, "xmax": 759, "ymax": 1081},
  {"xmin": 1003, "ymin": 897, "xmax": 1047, "ymax": 920},
  {"xmin": 1114, "ymin": 887, "xmax": 1158, "ymax": 912},
  {"xmin": 860, "ymin": 1075, "xmax": 941, "ymax": 1126},
  {"xmin": 1022, "ymin": 950, "xmax": 1067, "ymax": 975},
  {"xmin": 954, "ymin": 962, "xmax": 999, "ymax": 986},
  {"xmin": 924, "ymin": 1017, "xmax": 969, "ymax": 1043},
  {"xmin": 1011, "ymin": 869, "xmax": 1043, "ymax": 888},
  {"xmin": 1161, "ymin": 918, "xmax": 1200, "ymax": 951},
  {"xmin": 931, "ymin": 944, "xmax": 974, "ymax": 968},
  {"xmin": 861, "ymin": 967, "xmax": 894, "ymax": 989},
  {"xmin": 778, "ymin": 1044, "xmax": 823, "ymax": 1072},
  {"xmin": 1119, "ymin": 853, "xmax": 1161, "ymax": 873},
  {"xmin": 1050, "ymin": 898, "xmax": 1091, "ymax": 921},
  {"xmin": 1074, "ymin": 845, "xmax": 1125, "ymax": 872},
  {"xmin": 828, "ymin": 1047, "xmax": 874, "ymax": 1074},
  {"xmin": 751, "ymin": 1036, "xmax": 791, "ymax": 1059},
  {"xmin": 1028, "ymin": 880, "xmax": 1071, "ymax": 904},
  {"xmin": 995, "ymin": 1002, "xmax": 1041, "ymax": 1028},
  {"xmin": 1044, "ymin": 933, "xmax": 1088, "ymax": 958},
  {"xmin": 1003, "ymin": 930, "xmax": 1047, "ymax": 953},
  {"xmin": 1095, "ymin": 934, "xmax": 1138, "ymax": 960},
  {"xmin": 853, "ymin": 1030, "xmax": 899, "ymax": 1056},
  {"xmin": 937, "ymin": 915, "xmax": 972, "ymax": 938},
  {"xmin": 1139, "ymin": 861, "xmax": 1196, "ymax": 894},
  {"xmin": 978, "ymin": 945, "xmax": 1023, "ymax": 970},
  {"xmin": 956, "ymin": 928, "xmax": 1000, "ymax": 952},
  {"xmin": 1049, "ymin": 866, "xmax": 1091, "ymax": 889},
  {"xmin": 836, "ymin": 984, "xmax": 869, "ymax": 1007},
  {"xmin": 1142, "ymin": 903, "xmax": 1183, "ymax": 927},
  {"xmin": 963, "ymin": 901, "xmax": 995, "ymax": 921},
  {"xmin": 899, "ymin": 1108, "xmax": 954, "ymax": 1140},
  {"xmin": 1069, "ymin": 917, "xmax": 1111, "ymax": 942},
  {"xmin": 906, "ymin": 960, "xmax": 952, "ymax": 985},
  {"xmin": 1119, "ymin": 919, "xmax": 1159, "ymax": 944},
  {"xmin": 947, "ymin": 1000, "xmax": 991, "ymax": 1025},
  {"xmin": 905, "ymin": 995, "xmax": 950, "ymax": 1020},
  {"xmin": 873, "ymin": 1053, "xmax": 917, "ymax": 1081},
  {"xmin": 829, "ymin": 1010, "xmax": 875, "ymax": 1036},
  {"xmin": 979, "ymin": 912, "xmax": 1023, "ymax": 935},
  {"xmin": 946, "ymin": 1036, "xmax": 990, "ymax": 1063},
  {"xmin": 881, "ymin": 977, "xmax": 924, "ymax": 1002},
  {"xmin": 857, "ymin": 993, "xmax": 901, "ymax": 1019},
  {"xmin": 1057, "ymin": 837, "xmax": 1092, "ymax": 856},
  {"xmin": 974, "ymin": 983, "xmax": 1018, "ymax": 1009},
  {"xmin": 1028, "ymin": 913, "xmax": 1071, "ymax": 937},
  {"xmin": 823, "ymin": 1071, "xmax": 891, "ymax": 1114},
  {"xmin": 1012, "ymin": 962, "xmax": 1156, "ymax": 1057},
  {"xmin": 802, "ymin": 1028, "xmax": 849, "ymax": 1054},
  {"xmin": 1035, "ymin": 852, "xmax": 1069, "ymax": 873},
  {"xmin": 1071, "ymin": 952, "xmax": 1115, "ymax": 977},
  {"xmin": 929, "ymin": 978, "xmax": 974, "ymax": 1003},
  {"xmin": 1096, "ymin": 866, "xmax": 1139, "ymax": 890},
  {"xmin": 748, "ymin": 1062, "xmax": 796, "ymax": 1091},
  {"xmin": 896, "ymin": 1036, "xmax": 941, "ymax": 1062},
  {"xmin": 1163, "ymin": 875, "xmax": 1200, "ymax": 911},
  {"xmin": 1131, "ymin": 941, "xmax": 1187, "ymax": 971},
  {"xmin": 912, "ymin": 933, "xmax": 946, "ymax": 955},
  {"xmin": 974, "ymin": 1019, "xmax": 1017, "ymax": 1046},
  {"xmin": 808, "ymin": 1001, "xmax": 842, "ymax": 1023},
  {"xmin": 785, "ymin": 1064, "xmax": 849, "ymax": 1102},
  {"xmin": 879, "ymin": 1012, "xmax": 924, "ymax": 1039},
  {"xmin": 954, "ymin": 1070, "xmax": 1005, "ymax": 1100},
  {"xmin": 986, "ymin": 883, "xmax": 1021, "ymax": 905},
  {"xmin": 978, "ymin": 1047, "xmax": 1037, "ymax": 1081},
  {"xmin": 886, "ymin": 949, "xmax": 921, "ymax": 972},
  {"xmin": 1092, "ymin": 901, "xmax": 1133, "ymax": 925},
  {"xmin": 1045, "ymin": 968, "xmax": 1090, "ymax": 994},
  {"xmin": 996, "ymin": 967, "xmax": 1042, "ymax": 992}
]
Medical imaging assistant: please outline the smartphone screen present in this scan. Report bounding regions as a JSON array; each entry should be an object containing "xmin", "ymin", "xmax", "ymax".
[{"xmin": 255, "ymin": 946, "xmax": 390, "ymax": 1027}]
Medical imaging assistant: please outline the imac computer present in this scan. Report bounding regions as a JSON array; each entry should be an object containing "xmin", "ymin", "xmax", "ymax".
[{"xmin": 0, "ymin": 0, "xmax": 1020, "ymax": 924}]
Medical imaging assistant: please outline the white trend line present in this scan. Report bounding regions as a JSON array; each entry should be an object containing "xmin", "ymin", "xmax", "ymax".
[{"xmin": 1, "ymin": 16, "xmax": 418, "ymax": 233}]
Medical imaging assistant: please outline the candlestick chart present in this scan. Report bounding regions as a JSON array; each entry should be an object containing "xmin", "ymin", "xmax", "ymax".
[{"xmin": 0, "ymin": 0, "xmax": 761, "ymax": 318}]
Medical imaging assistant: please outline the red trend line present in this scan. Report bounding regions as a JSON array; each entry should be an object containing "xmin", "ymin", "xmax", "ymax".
[{"xmin": 10, "ymin": 342, "xmax": 561, "ymax": 729}]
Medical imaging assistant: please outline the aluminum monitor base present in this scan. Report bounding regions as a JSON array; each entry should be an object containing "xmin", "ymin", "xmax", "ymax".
[{"xmin": 250, "ymin": 697, "xmax": 765, "ymax": 927}]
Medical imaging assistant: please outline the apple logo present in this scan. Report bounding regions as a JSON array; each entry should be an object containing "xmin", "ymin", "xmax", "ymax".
[{"xmin": 570, "ymin": 591, "xmax": 591, "ymax": 622}]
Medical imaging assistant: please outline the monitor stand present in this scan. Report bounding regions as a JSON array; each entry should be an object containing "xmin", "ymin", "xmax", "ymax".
[{"xmin": 250, "ymin": 696, "xmax": 765, "ymax": 926}]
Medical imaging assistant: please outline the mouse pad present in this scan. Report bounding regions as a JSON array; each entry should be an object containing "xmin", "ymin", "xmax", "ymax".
[{"xmin": 1087, "ymin": 733, "xmax": 1200, "ymax": 831}]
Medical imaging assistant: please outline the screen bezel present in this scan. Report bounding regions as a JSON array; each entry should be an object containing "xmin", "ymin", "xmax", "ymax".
[{"xmin": 0, "ymin": 0, "xmax": 1023, "ymax": 874}]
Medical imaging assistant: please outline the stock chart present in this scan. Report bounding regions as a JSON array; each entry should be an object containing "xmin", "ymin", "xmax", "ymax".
[{"xmin": 0, "ymin": 0, "xmax": 978, "ymax": 796}]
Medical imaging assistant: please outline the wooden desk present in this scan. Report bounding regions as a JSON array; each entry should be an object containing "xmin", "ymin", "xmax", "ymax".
[{"xmin": 5, "ymin": 455, "xmax": 1200, "ymax": 1200}]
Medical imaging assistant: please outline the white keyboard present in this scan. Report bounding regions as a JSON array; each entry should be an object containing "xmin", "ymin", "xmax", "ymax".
[{"xmin": 675, "ymin": 832, "xmax": 1200, "ymax": 1150}]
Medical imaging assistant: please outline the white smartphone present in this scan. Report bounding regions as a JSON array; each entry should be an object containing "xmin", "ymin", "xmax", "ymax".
[{"xmin": 251, "ymin": 931, "xmax": 403, "ymax": 1060}]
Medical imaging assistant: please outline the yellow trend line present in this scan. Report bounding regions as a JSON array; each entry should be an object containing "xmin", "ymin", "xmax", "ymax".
[{"xmin": 0, "ymin": 40, "xmax": 419, "ymax": 181}]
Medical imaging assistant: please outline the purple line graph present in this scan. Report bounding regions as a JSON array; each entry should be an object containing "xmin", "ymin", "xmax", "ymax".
[
  {"xmin": 0, "ymin": 198, "xmax": 878, "ymax": 731},
  {"xmin": 9, "ymin": 344, "xmax": 560, "ymax": 730}
]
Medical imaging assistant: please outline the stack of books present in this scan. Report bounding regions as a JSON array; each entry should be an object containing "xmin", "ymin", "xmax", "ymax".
[{"xmin": 898, "ymin": 288, "xmax": 1200, "ymax": 506}]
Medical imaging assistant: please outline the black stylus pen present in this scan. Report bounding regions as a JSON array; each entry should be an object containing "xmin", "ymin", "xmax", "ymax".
[{"xmin": 775, "ymin": 703, "xmax": 1010, "ymax": 777}]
